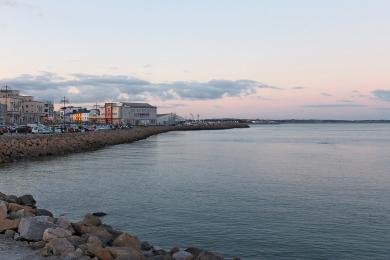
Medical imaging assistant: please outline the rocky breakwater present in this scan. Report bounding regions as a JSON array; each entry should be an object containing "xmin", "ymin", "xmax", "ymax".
[
  {"xmin": 0, "ymin": 192, "xmax": 240, "ymax": 260},
  {"xmin": 0, "ymin": 123, "xmax": 249, "ymax": 164}
]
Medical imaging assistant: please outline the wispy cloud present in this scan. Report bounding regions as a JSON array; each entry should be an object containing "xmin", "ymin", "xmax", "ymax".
[
  {"xmin": 0, "ymin": 72, "xmax": 277, "ymax": 103},
  {"xmin": 321, "ymin": 92, "xmax": 332, "ymax": 97},
  {"xmin": 291, "ymin": 86, "xmax": 305, "ymax": 90},
  {"xmin": 372, "ymin": 89, "xmax": 390, "ymax": 101},
  {"xmin": 304, "ymin": 103, "xmax": 365, "ymax": 108}
]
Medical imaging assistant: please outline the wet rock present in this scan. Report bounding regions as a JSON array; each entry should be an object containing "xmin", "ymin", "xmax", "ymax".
[
  {"xmin": 141, "ymin": 241, "xmax": 153, "ymax": 251},
  {"xmin": 18, "ymin": 216, "xmax": 56, "ymax": 241},
  {"xmin": 172, "ymin": 251, "xmax": 193, "ymax": 260},
  {"xmin": 18, "ymin": 194, "xmax": 36, "ymax": 207},
  {"xmin": 36, "ymin": 208, "xmax": 54, "ymax": 217},
  {"xmin": 92, "ymin": 212, "xmax": 107, "ymax": 217},
  {"xmin": 112, "ymin": 233, "xmax": 141, "ymax": 250},
  {"xmin": 195, "ymin": 251, "xmax": 224, "ymax": 260},
  {"xmin": 0, "ymin": 191, "xmax": 6, "ymax": 200},
  {"xmin": 43, "ymin": 227, "xmax": 73, "ymax": 242}
]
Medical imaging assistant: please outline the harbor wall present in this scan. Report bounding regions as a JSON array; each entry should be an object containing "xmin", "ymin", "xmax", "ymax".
[{"xmin": 0, "ymin": 123, "xmax": 248, "ymax": 164}]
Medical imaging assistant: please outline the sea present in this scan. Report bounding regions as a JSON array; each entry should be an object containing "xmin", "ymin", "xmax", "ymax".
[{"xmin": 1, "ymin": 123, "xmax": 390, "ymax": 259}]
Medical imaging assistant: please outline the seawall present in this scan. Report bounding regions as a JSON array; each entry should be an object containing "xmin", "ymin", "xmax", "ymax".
[{"xmin": 0, "ymin": 123, "xmax": 248, "ymax": 164}]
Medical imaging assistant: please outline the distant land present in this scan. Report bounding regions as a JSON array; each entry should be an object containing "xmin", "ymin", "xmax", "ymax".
[{"xmin": 205, "ymin": 119, "xmax": 390, "ymax": 124}]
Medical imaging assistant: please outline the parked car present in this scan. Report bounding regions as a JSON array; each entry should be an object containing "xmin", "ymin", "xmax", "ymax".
[
  {"xmin": 28, "ymin": 124, "xmax": 51, "ymax": 134},
  {"xmin": 16, "ymin": 125, "xmax": 32, "ymax": 134},
  {"xmin": 0, "ymin": 125, "xmax": 8, "ymax": 135}
]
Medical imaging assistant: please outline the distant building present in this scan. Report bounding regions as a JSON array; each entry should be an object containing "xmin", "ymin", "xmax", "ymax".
[
  {"xmin": 0, "ymin": 89, "xmax": 45, "ymax": 124},
  {"xmin": 121, "ymin": 102, "xmax": 157, "ymax": 125},
  {"xmin": 42, "ymin": 101, "xmax": 55, "ymax": 119},
  {"xmin": 0, "ymin": 104, "xmax": 6, "ymax": 124},
  {"xmin": 70, "ymin": 108, "xmax": 91, "ymax": 123},
  {"xmin": 98, "ymin": 103, "xmax": 123, "ymax": 125},
  {"xmin": 157, "ymin": 113, "xmax": 185, "ymax": 126}
]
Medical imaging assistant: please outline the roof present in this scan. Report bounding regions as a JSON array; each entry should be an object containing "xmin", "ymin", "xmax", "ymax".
[{"xmin": 121, "ymin": 102, "xmax": 156, "ymax": 108}]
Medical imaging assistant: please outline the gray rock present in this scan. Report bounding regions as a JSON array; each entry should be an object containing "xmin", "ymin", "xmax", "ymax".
[
  {"xmin": 46, "ymin": 237, "xmax": 75, "ymax": 256},
  {"xmin": 43, "ymin": 227, "xmax": 72, "ymax": 242},
  {"xmin": 82, "ymin": 214, "xmax": 101, "ymax": 226},
  {"xmin": 172, "ymin": 251, "xmax": 193, "ymax": 260},
  {"xmin": 66, "ymin": 235, "xmax": 86, "ymax": 247},
  {"xmin": 18, "ymin": 194, "xmax": 36, "ymax": 207},
  {"xmin": 18, "ymin": 216, "xmax": 57, "ymax": 241},
  {"xmin": 5, "ymin": 195, "xmax": 19, "ymax": 204},
  {"xmin": 142, "ymin": 241, "xmax": 153, "ymax": 251},
  {"xmin": 36, "ymin": 208, "xmax": 53, "ymax": 217},
  {"xmin": 92, "ymin": 212, "xmax": 107, "ymax": 217}
]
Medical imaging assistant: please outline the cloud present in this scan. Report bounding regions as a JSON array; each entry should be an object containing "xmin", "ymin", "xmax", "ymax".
[
  {"xmin": 291, "ymin": 86, "xmax": 305, "ymax": 90},
  {"xmin": 321, "ymin": 92, "xmax": 332, "ymax": 97},
  {"xmin": 372, "ymin": 89, "xmax": 390, "ymax": 101},
  {"xmin": 1, "ymin": 72, "xmax": 277, "ymax": 103},
  {"xmin": 304, "ymin": 103, "xmax": 365, "ymax": 108}
]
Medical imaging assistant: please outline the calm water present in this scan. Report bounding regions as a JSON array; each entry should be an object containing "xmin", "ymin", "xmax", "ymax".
[{"xmin": 1, "ymin": 124, "xmax": 390, "ymax": 259}]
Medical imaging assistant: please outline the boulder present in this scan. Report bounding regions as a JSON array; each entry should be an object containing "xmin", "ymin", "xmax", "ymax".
[
  {"xmin": 43, "ymin": 227, "xmax": 72, "ymax": 241},
  {"xmin": 0, "ymin": 191, "xmax": 6, "ymax": 200},
  {"xmin": 92, "ymin": 212, "xmax": 107, "ymax": 217},
  {"xmin": 112, "ymin": 233, "xmax": 141, "ymax": 250},
  {"xmin": 66, "ymin": 235, "xmax": 87, "ymax": 247},
  {"xmin": 36, "ymin": 208, "xmax": 53, "ymax": 217},
  {"xmin": 15, "ymin": 208, "xmax": 35, "ymax": 218},
  {"xmin": 88, "ymin": 228, "xmax": 113, "ymax": 245},
  {"xmin": 0, "ymin": 201, "xmax": 7, "ymax": 219},
  {"xmin": 18, "ymin": 194, "xmax": 36, "ymax": 207},
  {"xmin": 87, "ymin": 237, "xmax": 114, "ymax": 260},
  {"xmin": 141, "ymin": 241, "xmax": 153, "ymax": 251},
  {"xmin": 45, "ymin": 237, "xmax": 75, "ymax": 256},
  {"xmin": 8, "ymin": 203, "xmax": 36, "ymax": 214},
  {"xmin": 82, "ymin": 214, "xmax": 102, "ymax": 226},
  {"xmin": 5, "ymin": 195, "xmax": 19, "ymax": 204},
  {"xmin": 18, "ymin": 216, "xmax": 56, "ymax": 241},
  {"xmin": 172, "ymin": 251, "xmax": 193, "ymax": 260},
  {"xmin": 29, "ymin": 240, "xmax": 46, "ymax": 250},
  {"xmin": 195, "ymin": 251, "xmax": 224, "ymax": 260},
  {"xmin": 185, "ymin": 248, "xmax": 202, "ymax": 258},
  {"xmin": 0, "ymin": 218, "xmax": 20, "ymax": 232},
  {"xmin": 106, "ymin": 246, "xmax": 144, "ymax": 260}
]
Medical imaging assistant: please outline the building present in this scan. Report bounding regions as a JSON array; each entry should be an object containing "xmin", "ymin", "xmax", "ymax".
[
  {"xmin": 0, "ymin": 89, "xmax": 46, "ymax": 124},
  {"xmin": 21, "ymin": 99, "xmax": 45, "ymax": 124},
  {"xmin": 98, "ymin": 103, "xmax": 123, "ymax": 125},
  {"xmin": 121, "ymin": 102, "xmax": 157, "ymax": 125},
  {"xmin": 157, "ymin": 113, "xmax": 185, "ymax": 126},
  {"xmin": 43, "ymin": 101, "xmax": 55, "ymax": 120},
  {"xmin": 0, "ymin": 104, "xmax": 6, "ymax": 124},
  {"xmin": 69, "ymin": 108, "xmax": 91, "ymax": 123}
]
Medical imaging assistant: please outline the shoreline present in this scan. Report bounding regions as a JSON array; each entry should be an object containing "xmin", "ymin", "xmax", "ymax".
[
  {"xmin": 0, "ymin": 123, "xmax": 248, "ymax": 165},
  {"xmin": 0, "ymin": 192, "xmax": 239, "ymax": 260}
]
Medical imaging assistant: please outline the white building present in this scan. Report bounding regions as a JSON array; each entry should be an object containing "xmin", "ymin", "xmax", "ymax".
[
  {"xmin": 121, "ymin": 102, "xmax": 157, "ymax": 125},
  {"xmin": 157, "ymin": 113, "xmax": 185, "ymax": 126}
]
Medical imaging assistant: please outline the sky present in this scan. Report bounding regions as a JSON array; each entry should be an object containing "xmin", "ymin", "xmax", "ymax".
[{"xmin": 0, "ymin": 0, "xmax": 390, "ymax": 119}]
